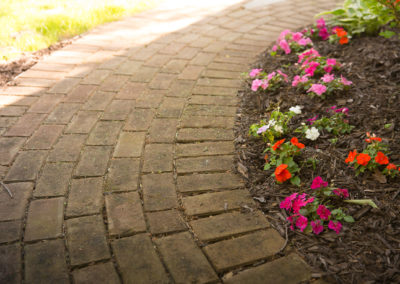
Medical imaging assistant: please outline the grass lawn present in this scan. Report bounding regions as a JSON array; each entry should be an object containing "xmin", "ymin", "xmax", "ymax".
[{"xmin": 0, "ymin": 0, "xmax": 161, "ymax": 61}]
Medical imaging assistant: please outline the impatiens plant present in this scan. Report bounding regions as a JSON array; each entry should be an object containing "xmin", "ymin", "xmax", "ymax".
[
  {"xmin": 249, "ymin": 106, "xmax": 301, "ymax": 143},
  {"xmin": 264, "ymin": 137, "xmax": 306, "ymax": 186},
  {"xmin": 250, "ymin": 69, "xmax": 289, "ymax": 93},
  {"xmin": 298, "ymin": 50, "xmax": 341, "ymax": 77},
  {"xmin": 331, "ymin": 27, "xmax": 350, "ymax": 45},
  {"xmin": 271, "ymin": 29, "xmax": 313, "ymax": 56}
]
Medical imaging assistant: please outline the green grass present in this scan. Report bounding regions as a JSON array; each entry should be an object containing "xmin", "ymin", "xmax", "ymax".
[{"xmin": 0, "ymin": 0, "xmax": 161, "ymax": 61}]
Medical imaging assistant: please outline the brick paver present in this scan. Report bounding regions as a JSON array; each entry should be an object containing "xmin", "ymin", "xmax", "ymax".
[{"xmin": 0, "ymin": 0, "xmax": 341, "ymax": 282}]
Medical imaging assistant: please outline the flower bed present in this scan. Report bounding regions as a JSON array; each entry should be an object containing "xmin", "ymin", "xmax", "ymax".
[{"xmin": 234, "ymin": 6, "xmax": 400, "ymax": 283}]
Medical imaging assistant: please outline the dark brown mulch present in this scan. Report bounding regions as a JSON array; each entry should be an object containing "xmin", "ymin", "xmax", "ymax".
[
  {"xmin": 0, "ymin": 40, "xmax": 72, "ymax": 87},
  {"xmin": 234, "ymin": 32, "xmax": 400, "ymax": 283}
]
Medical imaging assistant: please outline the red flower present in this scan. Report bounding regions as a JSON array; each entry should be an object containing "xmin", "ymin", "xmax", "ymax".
[
  {"xmin": 339, "ymin": 36, "xmax": 349, "ymax": 45},
  {"xmin": 365, "ymin": 133, "xmax": 382, "ymax": 143},
  {"xmin": 334, "ymin": 28, "xmax": 347, "ymax": 37},
  {"xmin": 345, "ymin": 150, "xmax": 357, "ymax": 163},
  {"xmin": 387, "ymin": 163, "xmax": 397, "ymax": 170},
  {"xmin": 290, "ymin": 137, "xmax": 305, "ymax": 149},
  {"xmin": 275, "ymin": 164, "xmax": 292, "ymax": 183},
  {"xmin": 356, "ymin": 153, "xmax": 371, "ymax": 166},
  {"xmin": 264, "ymin": 154, "xmax": 269, "ymax": 162},
  {"xmin": 375, "ymin": 151, "xmax": 389, "ymax": 165},
  {"xmin": 272, "ymin": 139, "xmax": 285, "ymax": 151}
]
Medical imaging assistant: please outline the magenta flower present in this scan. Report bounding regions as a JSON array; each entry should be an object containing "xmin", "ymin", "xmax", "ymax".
[
  {"xmin": 328, "ymin": 220, "xmax": 342, "ymax": 234},
  {"xmin": 324, "ymin": 66, "xmax": 333, "ymax": 73},
  {"xmin": 316, "ymin": 205, "xmax": 331, "ymax": 220},
  {"xmin": 307, "ymin": 115, "xmax": 318, "ymax": 125},
  {"xmin": 307, "ymin": 84, "xmax": 327, "ymax": 96},
  {"xmin": 319, "ymin": 27, "xmax": 329, "ymax": 40},
  {"xmin": 298, "ymin": 48, "xmax": 320, "ymax": 63},
  {"xmin": 304, "ymin": 61, "xmax": 320, "ymax": 76},
  {"xmin": 340, "ymin": 75, "xmax": 352, "ymax": 86},
  {"xmin": 296, "ymin": 215, "xmax": 308, "ymax": 232},
  {"xmin": 311, "ymin": 176, "xmax": 328, "ymax": 189},
  {"xmin": 316, "ymin": 17, "xmax": 326, "ymax": 29},
  {"xmin": 333, "ymin": 188, "xmax": 349, "ymax": 199},
  {"xmin": 298, "ymin": 37, "xmax": 312, "ymax": 46},
  {"xmin": 267, "ymin": 71, "xmax": 276, "ymax": 81},
  {"xmin": 278, "ymin": 29, "xmax": 292, "ymax": 42},
  {"xmin": 311, "ymin": 220, "xmax": 324, "ymax": 235},
  {"xmin": 251, "ymin": 79, "xmax": 262, "ymax": 91},
  {"xmin": 249, "ymin": 68, "xmax": 262, "ymax": 78},
  {"xmin": 272, "ymin": 45, "xmax": 278, "ymax": 51},
  {"xmin": 287, "ymin": 215, "xmax": 296, "ymax": 231},
  {"xmin": 279, "ymin": 39, "xmax": 291, "ymax": 54},
  {"xmin": 330, "ymin": 105, "xmax": 337, "ymax": 110},
  {"xmin": 321, "ymin": 73, "xmax": 334, "ymax": 83},
  {"xmin": 280, "ymin": 193, "xmax": 298, "ymax": 210},
  {"xmin": 335, "ymin": 107, "xmax": 349, "ymax": 115},
  {"xmin": 277, "ymin": 70, "xmax": 288, "ymax": 82},
  {"xmin": 326, "ymin": 58, "xmax": 337, "ymax": 66},
  {"xmin": 292, "ymin": 75, "xmax": 301, "ymax": 87},
  {"xmin": 292, "ymin": 32, "xmax": 303, "ymax": 41}
]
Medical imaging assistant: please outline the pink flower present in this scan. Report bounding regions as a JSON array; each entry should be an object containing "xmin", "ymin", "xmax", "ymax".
[
  {"xmin": 298, "ymin": 37, "xmax": 312, "ymax": 46},
  {"xmin": 304, "ymin": 61, "xmax": 320, "ymax": 76},
  {"xmin": 272, "ymin": 45, "xmax": 278, "ymax": 52},
  {"xmin": 328, "ymin": 220, "xmax": 342, "ymax": 234},
  {"xmin": 292, "ymin": 193, "xmax": 314, "ymax": 213},
  {"xmin": 307, "ymin": 84, "xmax": 327, "ymax": 96},
  {"xmin": 287, "ymin": 215, "xmax": 296, "ymax": 230},
  {"xmin": 261, "ymin": 79, "xmax": 269, "ymax": 90},
  {"xmin": 340, "ymin": 75, "xmax": 352, "ymax": 86},
  {"xmin": 326, "ymin": 58, "xmax": 337, "ymax": 66},
  {"xmin": 249, "ymin": 68, "xmax": 262, "ymax": 78},
  {"xmin": 257, "ymin": 125, "xmax": 268, "ymax": 134},
  {"xmin": 311, "ymin": 176, "xmax": 328, "ymax": 189},
  {"xmin": 335, "ymin": 107, "xmax": 349, "ymax": 115},
  {"xmin": 324, "ymin": 66, "xmax": 333, "ymax": 73},
  {"xmin": 298, "ymin": 48, "xmax": 320, "ymax": 63},
  {"xmin": 292, "ymin": 32, "xmax": 303, "ymax": 41},
  {"xmin": 278, "ymin": 29, "xmax": 292, "ymax": 41},
  {"xmin": 316, "ymin": 17, "xmax": 326, "ymax": 29},
  {"xmin": 296, "ymin": 215, "xmax": 308, "ymax": 232},
  {"xmin": 307, "ymin": 115, "xmax": 318, "ymax": 125},
  {"xmin": 311, "ymin": 220, "xmax": 324, "ymax": 235},
  {"xmin": 267, "ymin": 71, "xmax": 276, "ymax": 81},
  {"xmin": 319, "ymin": 27, "xmax": 329, "ymax": 40},
  {"xmin": 251, "ymin": 79, "xmax": 263, "ymax": 91},
  {"xmin": 292, "ymin": 75, "xmax": 301, "ymax": 87},
  {"xmin": 279, "ymin": 39, "xmax": 291, "ymax": 54},
  {"xmin": 277, "ymin": 70, "xmax": 288, "ymax": 82},
  {"xmin": 280, "ymin": 193, "xmax": 298, "ymax": 210},
  {"xmin": 316, "ymin": 205, "xmax": 331, "ymax": 220},
  {"xmin": 333, "ymin": 188, "xmax": 349, "ymax": 198},
  {"xmin": 321, "ymin": 73, "xmax": 334, "ymax": 83}
]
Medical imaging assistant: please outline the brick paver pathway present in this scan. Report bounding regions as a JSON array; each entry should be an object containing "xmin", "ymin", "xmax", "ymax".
[{"xmin": 0, "ymin": 0, "xmax": 341, "ymax": 282}]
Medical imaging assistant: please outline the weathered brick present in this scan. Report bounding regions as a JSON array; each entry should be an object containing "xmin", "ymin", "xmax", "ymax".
[
  {"xmin": 24, "ymin": 197, "xmax": 64, "ymax": 241},
  {"xmin": 190, "ymin": 52, "xmax": 216, "ymax": 66},
  {"xmin": 184, "ymin": 104, "xmax": 236, "ymax": 116},
  {"xmin": 0, "ymin": 86, "xmax": 44, "ymax": 96},
  {"xmin": 190, "ymin": 95, "xmax": 238, "ymax": 106},
  {"xmin": 0, "ymin": 182, "xmax": 33, "ymax": 221},
  {"xmin": 101, "ymin": 99, "xmax": 134, "ymax": 120},
  {"xmin": 129, "ymin": 66, "xmax": 158, "ymax": 83},
  {"xmin": 5, "ymin": 150, "xmax": 47, "ymax": 181},
  {"xmin": 124, "ymin": 108, "xmax": 154, "ymax": 132},
  {"xmin": 82, "ymin": 69, "xmax": 111, "ymax": 85},
  {"xmin": 144, "ymin": 54, "xmax": 172, "ymax": 67},
  {"xmin": 203, "ymin": 41, "xmax": 228, "ymax": 53},
  {"xmin": 190, "ymin": 36, "xmax": 213, "ymax": 48},
  {"xmin": 115, "ymin": 60, "xmax": 142, "ymax": 75},
  {"xmin": 147, "ymin": 210, "xmax": 187, "ymax": 234},
  {"xmin": 74, "ymin": 146, "xmax": 112, "ymax": 176},
  {"xmin": 112, "ymin": 234, "xmax": 169, "ymax": 284},
  {"xmin": 4, "ymin": 113, "xmax": 46, "ymax": 136},
  {"xmin": 45, "ymin": 103, "xmax": 81, "ymax": 124},
  {"xmin": 177, "ymin": 128, "xmax": 233, "ymax": 142},
  {"xmin": 48, "ymin": 77, "xmax": 80, "ymax": 93},
  {"xmin": 178, "ymin": 65, "xmax": 204, "ymax": 80},
  {"xmin": 0, "ymin": 117, "xmax": 17, "ymax": 128},
  {"xmin": 202, "ymin": 69, "xmax": 241, "ymax": 79},
  {"xmin": 116, "ymin": 82, "xmax": 146, "ymax": 99},
  {"xmin": 105, "ymin": 192, "xmax": 146, "ymax": 236},
  {"xmin": 142, "ymin": 144, "xmax": 173, "ymax": 172},
  {"xmin": 190, "ymin": 211, "xmax": 269, "ymax": 242},
  {"xmin": 177, "ymin": 172, "xmax": 242, "ymax": 194},
  {"xmin": 177, "ymin": 155, "xmax": 234, "ymax": 174},
  {"xmin": 142, "ymin": 173, "xmax": 177, "ymax": 211},
  {"xmin": 148, "ymin": 119, "xmax": 178, "ymax": 143},
  {"xmin": 105, "ymin": 158, "xmax": 140, "ymax": 192},
  {"xmin": 34, "ymin": 162, "xmax": 74, "ymax": 197},
  {"xmin": 161, "ymin": 59, "xmax": 188, "ymax": 74},
  {"xmin": 28, "ymin": 94, "xmax": 62, "ymax": 113},
  {"xmin": 204, "ymin": 229, "xmax": 284, "ymax": 272},
  {"xmin": 48, "ymin": 134, "xmax": 86, "ymax": 162},
  {"xmin": 0, "ymin": 244, "xmax": 21, "ymax": 283},
  {"xmin": 67, "ymin": 177, "xmax": 103, "ymax": 217},
  {"xmin": 83, "ymin": 91, "xmax": 114, "ymax": 111},
  {"xmin": 66, "ymin": 215, "xmax": 110, "ymax": 266},
  {"xmin": 99, "ymin": 74, "xmax": 130, "ymax": 92},
  {"xmin": 159, "ymin": 42, "xmax": 185, "ymax": 55},
  {"xmin": 155, "ymin": 232, "xmax": 218, "ymax": 283},
  {"xmin": 64, "ymin": 84, "xmax": 97, "ymax": 103},
  {"xmin": 174, "ymin": 47, "xmax": 200, "ymax": 60},
  {"xmin": 19, "ymin": 69, "xmax": 66, "ymax": 80},
  {"xmin": 0, "ymin": 221, "xmax": 21, "ymax": 243},
  {"xmin": 0, "ymin": 105, "xmax": 26, "ymax": 116},
  {"xmin": 157, "ymin": 97, "xmax": 185, "ymax": 118},
  {"xmin": 0, "ymin": 137, "xmax": 26, "ymax": 165},
  {"xmin": 176, "ymin": 141, "xmax": 234, "ymax": 157},
  {"xmin": 180, "ymin": 115, "xmax": 234, "ymax": 128},
  {"xmin": 167, "ymin": 79, "xmax": 195, "ymax": 97},
  {"xmin": 113, "ymin": 132, "xmax": 145, "ymax": 158},
  {"xmin": 25, "ymin": 125, "xmax": 64, "ymax": 149},
  {"xmin": 86, "ymin": 121, "xmax": 122, "ymax": 145},
  {"xmin": 149, "ymin": 73, "xmax": 175, "ymax": 90},
  {"xmin": 98, "ymin": 56, "xmax": 126, "ymax": 70},
  {"xmin": 213, "ymin": 55, "xmax": 251, "ymax": 65},
  {"xmin": 66, "ymin": 111, "xmax": 100, "ymax": 133},
  {"xmin": 197, "ymin": 77, "xmax": 241, "ymax": 88},
  {"xmin": 207, "ymin": 62, "xmax": 246, "ymax": 72},
  {"xmin": 73, "ymin": 262, "xmax": 120, "ymax": 284},
  {"xmin": 135, "ymin": 91, "xmax": 164, "ymax": 108},
  {"xmin": 225, "ymin": 253, "xmax": 311, "ymax": 284},
  {"xmin": 31, "ymin": 62, "xmax": 73, "ymax": 72},
  {"xmin": 192, "ymin": 86, "xmax": 237, "ymax": 96}
]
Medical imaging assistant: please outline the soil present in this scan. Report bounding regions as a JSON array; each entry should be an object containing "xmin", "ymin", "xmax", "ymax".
[{"xmin": 234, "ymin": 32, "xmax": 400, "ymax": 283}]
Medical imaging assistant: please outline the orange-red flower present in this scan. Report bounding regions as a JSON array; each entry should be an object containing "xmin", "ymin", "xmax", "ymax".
[
  {"xmin": 375, "ymin": 151, "xmax": 389, "ymax": 165},
  {"xmin": 264, "ymin": 154, "xmax": 269, "ymax": 162},
  {"xmin": 356, "ymin": 153, "xmax": 371, "ymax": 166},
  {"xmin": 272, "ymin": 139, "xmax": 285, "ymax": 151},
  {"xmin": 339, "ymin": 36, "xmax": 349, "ymax": 45},
  {"xmin": 275, "ymin": 164, "xmax": 292, "ymax": 183},
  {"xmin": 290, "ymin": 137, "xmax": 305, "ymax": 149},
  {"xmin": 387, "ymin": 163, "xmax": 397, "ymax": 170},
  {"xmin": 345, "ymin": 150, "xmax": 358, "ymax": 163},
  {"xmin": 335, "ymin": 28, "xmax": 347, "ymax": 38},
  {"xmin": 365, "ymin": 133, "xmax": 382, "ymax": 143}
]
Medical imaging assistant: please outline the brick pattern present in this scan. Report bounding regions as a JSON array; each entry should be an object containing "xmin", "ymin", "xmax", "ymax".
[{"xmin": 0, "ymin": 0, "xmax": 341, "ymax": 282}]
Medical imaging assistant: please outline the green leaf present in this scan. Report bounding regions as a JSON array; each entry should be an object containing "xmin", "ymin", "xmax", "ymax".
[
  {"xmin": 344, "ymin": 216, "xmax": 355, "ymax": 223},
  {"xmin": 270, "ymin": 51, "xmax": 277, "ymax": 56},
  {"xmin": 299, "ymin": 208, "xmax": 308, "ymax": 216},
  {"xmin": 384, "ymin": 123, "xmax": 392, "ymax": 129},
  {"xmin": 290, "ymin": 176, "xmax": 301, "ymax": 186},
  {"xmin": 379, "ymin": 30, "xmax": 396, "ymax": 38},
  {"xmin": 264, "ymin": 163, "xmax": 271, "ymax": 170},
  {"xmin": 344, "ymin": 199, "xmax": 378, "ymax": 208}
]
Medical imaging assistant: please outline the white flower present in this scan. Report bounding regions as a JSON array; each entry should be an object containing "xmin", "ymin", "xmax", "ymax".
[
  {"xmin": 257, "ymin": 119, "xmax": 276, "ymax": 134},
  {"xmin": 274, "ymin": 125, "xmax": 283, "ymax": 133},
  {"xmin": 289, "ymin": 105, "xmax": 302, "ymax": 114},
  {"xmin": 267, "ymin": 119, "xmax": 276, "ymax": 128},
  {"xmin": 305, "ymin": 127, "xmax": 320, "ymax": 140}
]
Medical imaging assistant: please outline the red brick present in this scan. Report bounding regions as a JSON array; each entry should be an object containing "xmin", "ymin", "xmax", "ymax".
[
  {"xmin": 178, "ymin": 65, "xmax": 204, "ymax": 80},
  {"xmin": 66, "ymin": 111, "xmax": 100, "ymax": 133},
  {"xmin": 28, "ymin": 94, "xmax": 62, "ymax": 113},
  {"xmin": 83, "ymin": 91, "xmax": 114, "ymax": 111},
  {"xmin": 64, "ymin": 84, "xmax": 97, "ymax": 103},
  {"xmin": 45, "ymin": 103, "xmax": 81, "ymax": 124},
  {"xmin": 48, "ymin": 77, "xmax": 80, "ymax": 93},
  {"xmin": 0, "ymin": 106, "xmax": 26, "ymax": 116},
  {"xmin": 82, "ymin": 69, "xmax": 111, "ymax": 85},
  {"xmin": 177, "ymin": 128, "xmax": 233, "ymax": 142},
  {"xmin": 177, "ymin": 173, "xmax": 243, "ymax": 193},
  {"xmin": 4, "ymin": 113, "xmax": 46, "ymax": 136},
  {"xmin": 149, "ymin": 73, "xmax": 176, "ymax": 90},
  {"xmin": 116, "ymin": 82, "xmax": 146, "ymax": 99},
  {"xmin": 113, "ymin": 132, "xmax": 145, "ymax": 158},
  {"xmin": 124, "ymin": 108, "xmax": 154, "ymax": 131},
  {"xmin": 86, "ymin": 121, "xmax": 122, "ymax": 145}
]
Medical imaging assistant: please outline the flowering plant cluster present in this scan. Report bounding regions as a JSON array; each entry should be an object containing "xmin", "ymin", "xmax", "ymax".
[
  {"xmin": 249, "ymin": 69, "xmax": 289, "ymax": 93},
  {"xmin": 312, "ymin": 17, "xmax": 350, "ymax": 45},
  {"xmin": 271, "ymin": 29, "xmax": 313, "ymax": 56},
  {"xmin": 280, "ymin": 176, "xmax": 354, "ymax": 235},
  {"xmin": 264, "ymin": 137, "xmax": 306, "ymax": 186},
  {"xmin": 249, "ymin": 106, "xmax": 301, "ymax": 143},
  {"xmin": 345, "ymin": 133, "xmax": 399, "ymax": 177},
  {"xmin": 296, "ymin": 106, "xmax": 354, "ymax": 140}
]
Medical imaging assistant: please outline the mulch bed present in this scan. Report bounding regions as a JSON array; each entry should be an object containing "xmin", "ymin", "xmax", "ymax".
[{"xmin": 234, "ymin": 31, "xmax": 400, "ymax": 283}]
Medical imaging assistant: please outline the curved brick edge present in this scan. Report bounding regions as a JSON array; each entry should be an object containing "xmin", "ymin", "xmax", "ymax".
[{"xmin": 0, "ymin": 0, "xmax": 341, "ymax": 283}]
